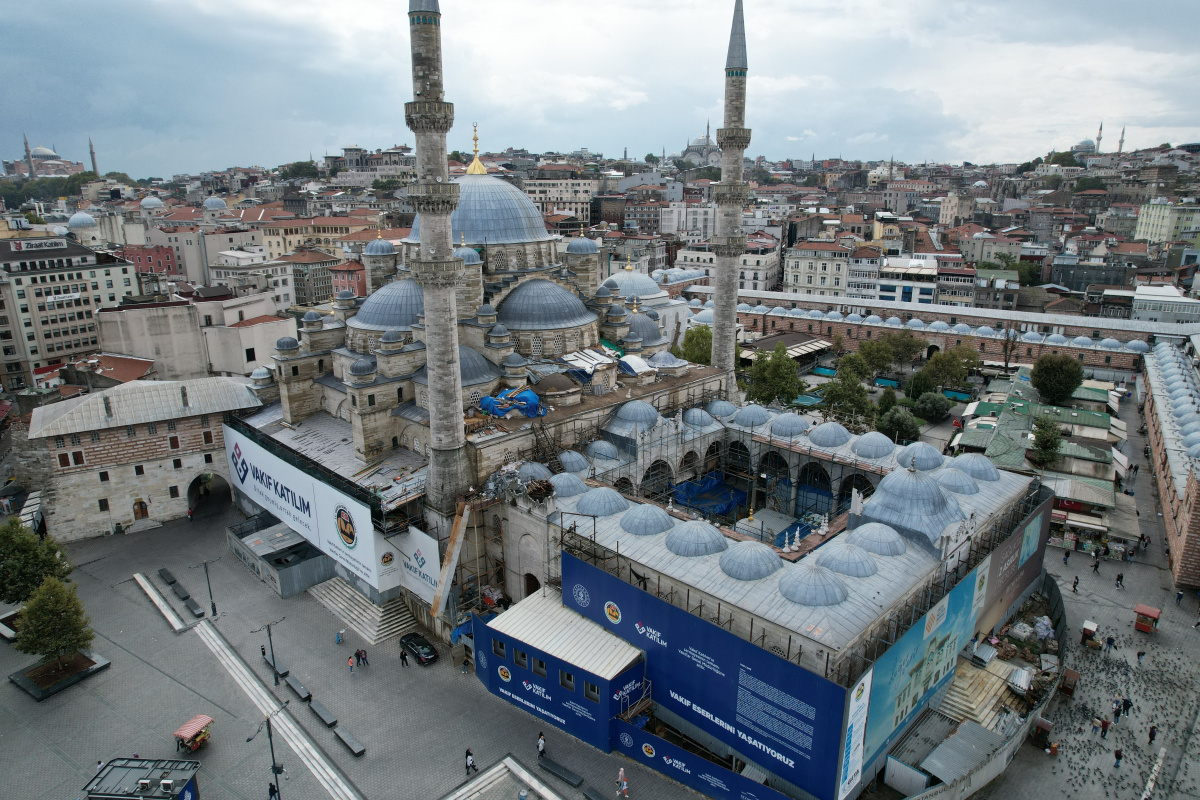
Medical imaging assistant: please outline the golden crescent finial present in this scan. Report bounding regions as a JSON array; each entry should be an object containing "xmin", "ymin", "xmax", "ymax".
[{"xmin": 466, "ymin": 123, "xmax": 488, "ymax": 174}]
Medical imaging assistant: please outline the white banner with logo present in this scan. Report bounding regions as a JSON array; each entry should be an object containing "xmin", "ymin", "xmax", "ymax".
[
  {"xmin": 837, "ymin": 668, "xmax": 873, "ymax": 800},
  {"xmin": 224, "ymin": 425, "xmax": 400, "ymax": 591},
  {"xmin": 393, "ymin": 526, "xmax": 441, "ymax": 604}
]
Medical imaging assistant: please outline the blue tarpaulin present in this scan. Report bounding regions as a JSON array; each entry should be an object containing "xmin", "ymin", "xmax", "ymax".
[
  {"xmin": 480, "ymin": 388, "xmax": 546, "ymax": 418},
  {"xmin": 673, "ymin": 471, "xmax": 746, "ymax": 517}
]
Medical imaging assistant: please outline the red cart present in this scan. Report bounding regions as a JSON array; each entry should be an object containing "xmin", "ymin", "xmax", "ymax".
[
  {"xmin": 1134, "ymin": 604, "xmax": 1161, "ymax": 634},
  {"xmin": 174, "ymin": 714, "xmax": 214, "ymax": 753}
]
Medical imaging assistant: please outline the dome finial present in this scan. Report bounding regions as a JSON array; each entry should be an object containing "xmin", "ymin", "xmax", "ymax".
[
  {"xmin": 466, "ymin": 123, "xmax": 487, "ymax": 174},
  {"xmin": 908, "ymin": 454, "xmax": 917, "ymax": 473},
  {"xmin": 625, "ymin": 251, "xmax": 633, "ymax": 271}
]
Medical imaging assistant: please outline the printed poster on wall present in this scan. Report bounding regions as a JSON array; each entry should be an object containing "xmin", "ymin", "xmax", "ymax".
[
  {"xmin": 393, "ymin": 526, "xmax": 441, "ymax": 604},
  {"xmin": 224, "ymin": 425, "xmax": 401, "ymax": 592},
  {"xmin": 837, "ymin": 669, "xmax": 873, "ymax": 800}
]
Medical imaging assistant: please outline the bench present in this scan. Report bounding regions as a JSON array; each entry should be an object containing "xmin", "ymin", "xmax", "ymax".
[
  {"xmin": 172, "ymin": 583, "xmax": 191, "ymax": 601},
  {"xmin": 334, "ymin": 725, "xmax": 365, "ymax": 757},
  {"xmin": 158, "ymin": 568, "xmax": 177, "ymax": 585},
  {"xmin": 263, "ymin": 654, "xmax": 290, "ymax": 678},
  {"xmin": 583, "ymin": 786, "xmax": 607, "ymax": 800},
  {"xmin": 309, "ymin": 699, "xmax": 337, "ymax": 728},
  {"xmin": 183, "ymin": 597, "xmax": 205, "ymax": 618},
  {"xmin": 0, "ymin": 622, "xmax": 16, "ymax": 643},
  {"xmin": 285, "ymin": 675, "xmax": 311, "ymax": 701},
  {"xmin": 538, "ymin": 758, "xmax": 583, "ymax": 787}
]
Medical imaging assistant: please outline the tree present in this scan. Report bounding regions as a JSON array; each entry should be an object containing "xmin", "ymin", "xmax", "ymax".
[
  {"xmin": 0, "ymin": 519, "xmax": 73, "ymax": 605},
  {"xmin": 914, "ymin": 392, "xmax": 952, "ymax": 421},
  {"xmin": 1030, "ymin": 415, "xmax": 1063, "ymax": 467},
  {"xmin": 24, "ymin": 211, "xmax": 45, "ymax": 225},
  {"xmin": 15, "ymin": 577, "xmax": 93, "ymax": 670},
  {"xmin": 999, "ymin": 327, "xmax": 1021, "ymax": 373},
  {"xmin": 746, "ymin": 344, "xmax": 804, "ymax": 406},
  {"xmin": 820, "ymin": 374, "xmax": 874, "ymax": 431},
  {"xmin": 877, "ymin": 407, "xmax": 920, "ymax": 444},
  {"xmin": 645, "ymin": 153, "xmax": 660, "ymax": 166},
  {"xmin": 876, "ymin": 387, "xmax": 897, "ymax": 416},
  {"xmin": 448, "ymin": 150, "xmax": 465, "ymax": 163},
  {"xmin": 858, "ymin": 339, "xmax": 894, "ymax": 376},
  {"xmin": 104, "ymin": 171, "xmax": 136, "ymax": 185},
  {"xmin": 372, "ymin": 178, "xmax": 403, "ymax": 193},
  {"xmin": 1075, "ymin": 176, "xmax": 1107, "ymax": 192},
  {"xmin": 831, "ymin": 333, "xmax": 844, "ymax": 354},
  {"xmin": 1044, "ymin": 174, "xmax": 1064, "ymax": 190},
  {"xmin": 1031, "ymin": 353, "xmax": 1084, "ymax": 405},
  {"xmin": 995, "ymin": 252, "xmax": 1039, "ymax": 286},
  {"xmin": 278, "ymin": 161, "xmax": 319, "ymax": 181},
  {"xmin": 1048, "ymin": 152, "xmax": 1080, "ymax": 167},
  {"xmin": 880, "ymin": 329, "xmax": 925, "ymax": 371},
  {"xmin": 924, "ymin": 345, "xmax": 980, "ymax": 388},
  {"xmin": 836, "ymin": 353, "xmax": 870, "ymax": 383},
  {"xmin": 671, "ymin": 325, "xmax": 712, "ymax": 365},
  {"xmin": 906, "ymin": 370, "xmax": 935, "ymax": 402}
]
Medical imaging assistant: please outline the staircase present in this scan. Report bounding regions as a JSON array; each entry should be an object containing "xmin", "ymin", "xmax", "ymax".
[
  {"xmin": 307, "ymin": 577, "xmax": 419, "ymax": 645},
  {"xmin": 532, "ymin": 419, "xmax": 564, "ymax": 474},
  {"xmin": 938, "ymin": 658, "xmax": 1029, "ymax": 732}
]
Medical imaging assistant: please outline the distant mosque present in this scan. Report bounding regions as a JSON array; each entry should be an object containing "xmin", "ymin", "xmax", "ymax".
[
  {"xmin": 2, "ymin": 136, "xmax": 93, "ymax": 179},
  {"xmin": 678, "ymin": 122, "xmax": 722, "ymax": 167}
]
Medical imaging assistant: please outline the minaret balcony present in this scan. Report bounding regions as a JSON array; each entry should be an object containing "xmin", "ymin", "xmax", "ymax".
[
  {"xmin": 407, "ymin": 182, "xmax": 460, "ymax": 214},
  {"xmin": 405, "ymin": 100, "xmax": 455, "ymax": 132},
  {"xmin": 712, "ymin": 183, "xmax": 750, "ymax": 207},
  {"xmin": 716, "ymin": 127, "xmax": 752, "ymax": 151}
]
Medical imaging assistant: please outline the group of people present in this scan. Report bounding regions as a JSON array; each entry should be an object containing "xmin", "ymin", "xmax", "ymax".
[
  {"xmin": 464, "ymin": 736, "xmax": 629, "ymax": 797},
  {"xmin": 1089, "ymin": 696, "xmax": 1153, "ymax": 769},
  {"xmin": 348, "ymin": 648, "xmax": 369, "ymax": 673}
]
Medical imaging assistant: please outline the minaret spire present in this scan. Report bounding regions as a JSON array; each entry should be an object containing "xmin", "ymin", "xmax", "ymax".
[
  {"xmin": 710, "ymin": 0, "xmax": 751, "ymax": 397},
  {"xmin": 1118, "ymin": 126, "xmax": 1125, "ymax": 154},
  {"xmin": 89, "ymin": 137, "xmax": 99, "ymax": 175},
  {"xmin": 1095, "ymin": 121, "xmax": 1103, "ymax": 154},
  {"xmin": 23, "ymin": 134, "xmax": 36, "ymax": 178}
]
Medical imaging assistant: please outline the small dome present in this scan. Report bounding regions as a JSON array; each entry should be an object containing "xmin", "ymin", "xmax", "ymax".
[
  {"xmin": 412, "ymin": 346, "xmax": 502, "ymax": 387},
  {"xmin": 302, "ymin": 310, "xmax": 323, "ymax": 322},
  {"xmin": 566, "ymin": 237, "xmax": 599, "ymax": 254},
  {"xmin": 1177, "ymin": 412, "xmax": 1200, "ymax": 428},
  {"xmin": 1022, "ymin": 331, "xmax": 1042, "ymax": 343},
  {"xmin": 489, "ymin": 323, "xmax": 510, "ymax": 338},
  {"xmin": 885, "ymin": 317, "xmax": 903, "ymax": 327},
  {"xmin": 846, "ymin": 313, "xmax": 863, "ymax": 323},
  {"xmin": 364, "ymin": 237, "xmax": 396, "ymax": 256},
  {"xmin": 647, "ymin": 350, "xmax": 687, "ymax": 368},
  {"xmin": 826, "ymin": 311, "xmax": 844, "ymax": 321},
  {"xmin": 907, "ymin": 318, "xmax": 926, "ymax": 329},
  {"xmin": 349, "ymin": 278, "xmax": 424, "ymax": 331},
  {"xmin": 779, "ymin": 564, "xmax": 848, "ymax": 606},
  {"xmin": 770, "ymin": 306, "xmax": 789, "ymax": 316},
  {"xmin": 1099, "ymin": 338, "xmax": 1123, "ymax": 350},
  {"xmin": 975, "ymin": 326, "xmax": 996, "ymax": 337},
  {"xmin": 752, "ymin": 304, "xmax": 770, "ymax": 313},
  {"xmin": 865, "ymin": 468, "xmax": 965, "ymax": 543},
  {"xmin": 706, "ymin": 400, "xmax": 737, "ymax": 419},
  {"xmin": 585, "ymin": 440, "xmax": 620, "ymax": 461},
  {"xmin": 577, "ymin": 487, "xmax": 630, "ymax": 517},
  {"xmin": 807, "ymin": 308, "xmax": 826, "ymax": 319},
  {"xmin": 645, "ymin": 308, "xmax": 660, "ymax": 321},
  {"xmin": 788, "ymin": 307, "xmax": 807, "ymax": 317},
  {"xmin": 628, "ymin": 312, "xmax": 668, "ymax": 346},
  {"xmin": 929, "ymin": 321, "xmax": 950, "ymax": 332},
  {"xmin": 896, "ymin": 442, "xmax": 944, "ymax": 471},
  {"xmin": 816, "ymin": 542, "xmax": 878, "ymax": 578},
  {"xmin": 203, "ymin": 196, "xmax": 228, "ymax": 210},
  {"xmin": 607, "ymin": 305, "xmax": 628, "ymax": 319},
  {"xmin": 1182, "ymin": 432, "xmax": 1200, "ymax": 448},
  {"xmin": 550, "ymin": 472, "xmax": 588, "ymax": 497},
  {"xmin": 846, "ymin": 523, "xmax": 907, "ymax": 556},
  {"xmin": 935, "ymin": 468, "xmax": 980, "ymax": 495},
  {"xmin": 1182, "ymin": 421, "xmax": 1200, "ymax": 437},
  {"xmin": 690, "ymin": 308, "xmax": 714, "ymax": 324},
  {"xmin": 853, "ymin": 431, "xmax": 895, "ymax": 459},
  {"xmin": 67, "ymin": 210, "xmax": 96, "ymax": 229},
  {"xmin": 558, "ymin": 450, "xmax": 589, "ymax": 473},
  {"xmin": 139, "ymin": 196, "xmax": 164, "ymax": 209},
  {"xmin": 623, "ymin": 332, "xmax": 642, "ymax": 344},
  {"xmin": 736, "ymin": 302, "xmax": 751, "ymax": 311},
  {"xmin": 733, "ymin": 404, "xmax": 772, "ymax": 427},
  {"xmin": 720, "ymin": 541, "xmax": 783, "ymax": 581},
  {"xmin": 683, "ymin": 408, "xmax": 715, "ymax": 428},
  {"xmin": 809, "ymin": 421, "xmax": 851, "ymax": 448},
  {"xmin": 250, "ymin": 367, "xmax": 271, "ymax": 380},
  {"xmin": 949, "ymin": 453, "xmax": 1001, "ymax": 481},
  {"xmin": 1189, "ymin": 444, "xmax": 1200, "ymax": 459},
  {"xmin": 704, "ymin": 300, "xmax": 713, "ymax": 308},
  {"xmin": 518, "ymin": 462, "xmax": 553, "ymax": 482},
  {"xmin": 1072, "ymin": 336, "xmax": 1094, "ymax": 347},
  {"xmin": 1045, "ymin": 334, "xmax": 1069, "ymax": 345},
  {"xmin": 380, "ymin": 329, "xmax": 403, "ymax": 343},
  {"xmin": 665, "ymin": 521, "xmax": 728, "ymax": 557},
  {"xmin": 503, "ymin": 352, "xmax": 527, "ymax": 367},
  {"xmin": 770, "ymin": 413, "xmax": 811, "ymax": 438},
  {"xmin": 349, "ymin": 357, "xmax": 376, "ymax": 376},
  {"xmin": 595, "ymin": 286, "xmax": 612, "ymax": 298},
  {"xmin": 621, "ymin": 504, "xmax": 675, "ymax": 536},
  {"xmin": 498, "ymin": 279, "xmax": 597, "ymax": 331},
  {"xmin": 1126, "ymin": 340, "xmax": 1150, "ymax": 353},
  {"xmin": 275, "ymin": 336, "xmax": 300, "ymax": 351},
  {"xmin": 454, "ymin": 246, "xmax": 482, "ymax": 265},
  {"xmin": 477, "ymin": 303, "xmax": 497, "ymax": 317},
  {"xmin": 864, "ymin": 315, "xmax": 883, "ymax": 324},
  {"xmin": 616, "ymin": 400, "xmax": 661, "ymax": 430},
  {"xmin": 952, "ymin": 323, "xmax": 973, "ymax": 334},
  {"xmin": 337, "ymin": 289, "xmax": 355, "ymax": 300}
]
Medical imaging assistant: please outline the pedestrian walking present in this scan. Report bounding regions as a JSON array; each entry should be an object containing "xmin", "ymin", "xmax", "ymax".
[
  {"xmin": 1101, "ymin": 717, "xmax": 1110, "ymax": 738},
  {"xmin": 1072, "ymin": 576, "xmax": 1079, "ymax": 593},
  {"xmin": 1179, "ymin": 591, "xmax": 1185, "ymax": 607},
  {"xmin": 537, "ymin": 732, "xmax": 546, "ymax": 760},
  {"xmin": 400, "ymin": 647, "xmax": 409, "ymax": 667},
  {"xmin": 1122, "ymin": 697, "xmax": 1133, "ymax": 715},
  {"xmin": 1149, "ymin": 725, "xmax": 1157, "ymax": 744},
  {"xmin": 360, "ymin": 649, "xmax": 369, "ymax": 667},
  {"xmin": 465, "ymin": 749, "xmax": 479, "ymax": 775},
  {"xmin": 1193, "ymin": 612, "xmax": 1200, "ymax": 629},
  {"xmin": 1091, "ymin": 717, "xmax": 1101, "ymax": 734},
  {"xmin": 355, "ymin": 649, "xmax": 363, "ymax": 667},
  {"xmin": 1063, "ymin": 550, "xmax": 1070, "ymax": 565},
  {"xmin": 1092, "ymin": 560, "xmax": 1100, "ymax": 575},
  {"xmin": 269, "ymin": 783, "xmax": 279, "ymax": 800},
  {"xmin": 616, "ymin": 767, "xmax": 628, "ymax": 798},
  {"xmin": 1116, "ymin": 572, "xmax": 1124, "ymax": 589},
  {"xmin": 1114, "ymin": 749, "xmax": 1123, "ymax": 769},
  {"xmin": 1114, "ymin": 707, "xmax": 1122, "ymax": 724},
  {"xmin": 349, "ymin": 655, "xmax": 354, "ymax": 674},
  {"xmin": 1137, "ymin": 650, "xmax": 1146, "ymax": 665},
  {"xmin": 1105, "ymin": 635, "xmax": 1116, "ymax": 653}
]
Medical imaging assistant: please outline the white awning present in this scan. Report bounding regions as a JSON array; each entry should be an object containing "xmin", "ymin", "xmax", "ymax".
[
  {"xmin": 1112, "ymin": 448, "xmax": 1130, "ymax": 476},
  {"xmin": 1065, "ymin": 512, "xmax": 1106, "ymax": 532},
  {"xmin": 963, "ymin": 401, "xmax": 980, "ymax": 417},
  {"xmin": 740, "ymin": 339, "xmax": 831, "ymax": 361}
]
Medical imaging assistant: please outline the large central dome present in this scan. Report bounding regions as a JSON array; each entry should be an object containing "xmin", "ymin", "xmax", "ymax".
[
  {"xmin": 408, "ymin": 174, "xmax": 552, "ymax": 246},
  {"xmin": 348, "ymin": 278, "xmax": 424, "ymax": 332}
]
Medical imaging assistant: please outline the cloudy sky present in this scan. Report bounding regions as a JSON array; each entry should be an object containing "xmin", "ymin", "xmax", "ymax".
[{"xmin": 4, "ymin": 0, "xmax": 1197, "ymax": 178}]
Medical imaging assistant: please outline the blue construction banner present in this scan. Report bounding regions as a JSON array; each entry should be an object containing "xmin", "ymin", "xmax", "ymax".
[
  {"xmin": 563, "ymin": 554, "xmax": 847, "ymax": 800},
  {"xmin": 612, "ymin": 719, "xmax": 792, "ymax": 800}
]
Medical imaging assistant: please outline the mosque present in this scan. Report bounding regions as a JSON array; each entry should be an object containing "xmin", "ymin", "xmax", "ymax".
[
  {"xmin": 677, "ymin": 121, "xmax": 724, "ymax": 167},
  {"xmin": 2, "ymin": 137, "xmax": 91, "ymax": 178}
]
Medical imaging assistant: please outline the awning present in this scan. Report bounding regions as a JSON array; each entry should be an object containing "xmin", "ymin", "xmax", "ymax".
[
  {"xmin": 174, "ymin": 714, "xmax": 214, "ymax": 740},
  {"xmin": 1112, "ymin": 448, "xmax": 1129, "ymax": 477},
  {"xmin": 1051, "ymin": 510, "xmax": 1068, "ymax": 522},
  {"xmin": 963, "ymin": 401, "xmax": 980, "ymax": 417},
  {"xmin": 741, "ymin": 339, "xmax": 831, "ymax": 361},
  {"xmin": 1065, "ymin": 512, "xmax": 1106, "ymax": 532}
]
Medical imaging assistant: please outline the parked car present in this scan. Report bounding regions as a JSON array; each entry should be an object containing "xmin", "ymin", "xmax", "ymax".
[{"xmin": 400, "ymin": 632, "xmax": 438, "ymax": 665}]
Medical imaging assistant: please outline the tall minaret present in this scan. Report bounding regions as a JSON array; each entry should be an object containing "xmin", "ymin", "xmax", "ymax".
[
  {"xmin": 23, "ymin": 134, "xmax": 36, "ymax": 178},
  {"xmin": 89, "ymin": 137, "xmax": 99, "ymax": 175},
  {"xmin": 405, "ymin": 0, "xmax": 471, "ymax": 519},
  {"xmin": 710, "ymin": 0, "xmax": 751, "ymax": 398},
  {"xmin": 1095, "ymin": 121, "xmax": 1103, "ymax": 154},
  {"xmin": 1118, "ymin": 126, "xmax": 1125, "ymax": 154}
]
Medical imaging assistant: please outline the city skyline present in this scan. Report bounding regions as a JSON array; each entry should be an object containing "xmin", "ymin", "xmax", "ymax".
[{"xmin": 3, "ymin": 0, "xmax": 1198, "ymax": 177}]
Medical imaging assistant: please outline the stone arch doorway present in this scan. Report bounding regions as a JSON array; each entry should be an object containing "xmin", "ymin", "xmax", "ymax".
[
  {"xmin": 525, "ymin": 573, "xmax": 541, "ymax": 596},
  {"xmin": 678, "ymin": 451, "xmax": 700, "ymax": 482},
  {"xmin": 517, "ymin": 533, "xmax": 542, "ymax": 599},
  {"xmin": 926, "ymin": 343, "xmax": 940, "ymax": 360},
  {"xmin": 188, "ymin": 472, "xmax": 230, "ymax": 519},
  {"xmin": 796, "ymin": 460, "xmax": 833, "ymax": 517},
  {"xmin": 727, "ymin": 440, "xmax": 751, "ymax": 475},
  {"xmin": 132, "ymin": 499, "xmax": 149, "ymax": 520},
  {"xmin": 757, "ymin": 451, "xmax": 791, "ymax": 513},
  {"xmin": 704, "ymin": 442, "xmax": 722, "ymax": 473},
  {"xmin": 641, "ymin": 460, "xmax": 674, "ymax": 502},
  {"xmin": 614, "ymin": 477, "xmax": 635, "ymax": 494}
]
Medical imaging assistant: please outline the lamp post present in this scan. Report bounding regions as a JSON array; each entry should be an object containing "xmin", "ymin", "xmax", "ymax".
[
  {"xmin": 189, "ymin": 556, "xmax": 220, "ymax": 617},
  {"xmin": 247, "ymin": 699, "xmax": 290, "ymax": 800},
  {"xmin": 252, "ymin": 617, "xmax": 286, "ymax": 686}
]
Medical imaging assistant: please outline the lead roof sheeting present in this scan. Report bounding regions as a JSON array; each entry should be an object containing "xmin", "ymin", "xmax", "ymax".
[
  {"xmin": 920, "ymin": 721, "xmax": 1006, "ymax": 785},
  {"xmin": 487, "ymin": 591, "xmax": 642, "ymax": 680}
]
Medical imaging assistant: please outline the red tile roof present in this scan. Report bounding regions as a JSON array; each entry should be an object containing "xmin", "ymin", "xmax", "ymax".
[
  {"xmin": 228, "ymin": 315, "xmax": 287, "ymax": 328},
  {"xmin": 329, "ymin": 260, "xmax": 364, "ymax": 272},
  {"xmin": 72, "ymin": 353, "xmax": 155, "ymax": 383}
]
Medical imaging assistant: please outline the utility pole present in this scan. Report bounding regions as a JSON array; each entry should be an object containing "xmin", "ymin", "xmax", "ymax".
[
  {"xmin": 247, "ymin": 700, "xmax": 290, "ymax": 800},
  {"xmin": 252, "ymin": 617, "xmax": 286, "ymax": 686},
  {"xmin": 189, "ymin": 556, "xmax": 220, "ymax": 617}
]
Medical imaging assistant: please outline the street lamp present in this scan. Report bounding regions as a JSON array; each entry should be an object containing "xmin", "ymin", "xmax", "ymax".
[
  {"xmin": 247, "ymin": 699, "xmax": 290, "ymax": 800},
  {"xmin": 189, "ymin": 556, "xmax": 220, "ymax": 617},
  {"xmin": 252, "ymin": 617, "xmax": 286, "ymax": 686}
]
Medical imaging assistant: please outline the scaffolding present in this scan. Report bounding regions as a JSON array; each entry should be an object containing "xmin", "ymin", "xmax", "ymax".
[{"xmin": 443, "ymin": 494, "xmax": 505, "ymax": 619}]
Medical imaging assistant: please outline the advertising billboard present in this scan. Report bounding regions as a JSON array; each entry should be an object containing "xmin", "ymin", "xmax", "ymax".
[
  {"xmin": 224, "ymin": 425, "xmax": 401, "ymax": 592},
  {"xmin": 612, "ymin": 719, "xmax": 792, "ymax": 800},
  {"xmin": 394, "ymin": 526, "xmax": 441, "ymax": 604},
  {"xmin": 837, "ymin": 669, "xmax": 873, "ymax": 800},
  {"xmin": 976, "ymin": 501, "xmax": 1051, "ymax": 639},
  {"xmin": 562, "ymin": 554, "xmax": 847, "ymax": 800}
]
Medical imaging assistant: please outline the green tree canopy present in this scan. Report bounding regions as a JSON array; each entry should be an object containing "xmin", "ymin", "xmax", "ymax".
[
  {"xmin": 914, "ymin": 392, "xmax": 952, "ymax": 421},
  {"xmin": 1048, "ymin": 152, "xmax": 1080, "ymax": 167},
  {"xmin": 15, "ymin": 577, "xmax": 93, "ymax": 669},
  {"xmin": 1044, "ymin": 174, "xmax": 1064, "ymax": 190},
  {"xmin": 906, "ymin": 370, "xmax": 935, "ymax": 402},
  {"xmin": 857, "ymin": 340, "xmax": 894, "ymax": 376},
  {"xmin": 104, "ymin": 171, "xmax": 136, "ymax": 185},
  {"xmin": 372, "ymin": 178, "xmax": 403, "ymax": 192},
  {"xmin": 0, "ymin": 519, "xmax": 73, "ymax": 605},
  {"xmin": 1074, "ymin": 176, "xmax": 1107, "ymax": 192},
  {"xmin": 880, "ymin": 329, "xmax": 925, "ymax": 370},
  {"xmin": 645, "ymin": 153, "xmax": 660, "ymax": 166},
  {"xmin": 876, "ymin": 387, "xmax": 897, "ymax": 416},
  {"xmin": 671, "ymin": 325, "xmax": 712, "ymax": 365},
  {"xmin": 746, "ymin": 344, "xmax": 805, "ymax": 406},
  {"xmin": 1031, "ymin": 353, "xmax": 1084, "ymax": 405},
  {"xmin": 448, "ymin": 150, "xmax": 465, "ymax": 163},
  {"xmin": 923, "ymin": 345, "xmax": 980, "ymax": 388},
  {"xmin": 278, "ymin": 161, "xmax": 320, "ymax": 181},
  {"xmin": 994, "ymin": 252, "xmax": 1040, "ymax": 286},
  {"xmin": 0, "ymin": 171, "xmax": 100, "ymax": 208},
  {"xmin": 820, "ymin": 374, "xmax": 874, "ymax": 431},
  {"xmin": 1031, "ymin": 414, "xmax": 1063, "ymax": 467},
  {"xmin": 836, "ymin": 353, "xmax": 870, "ymax": 383},
  {"xmin": 877, "ymin": 407, "xmax": 920, "ymax": 444}
]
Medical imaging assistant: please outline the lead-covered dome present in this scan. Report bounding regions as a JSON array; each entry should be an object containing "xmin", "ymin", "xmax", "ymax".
[
  {"xmin": 846, "ymin": 523, "xmax": 907, "ymax": 556},
  {"xmin": 853, "ymin": 431, "xmax": 895, "ymax": 459},
  {"xmin": 577, "ymin": 487, "xmax": 630, "ymax": 516},
  {"xmin": 810, "ymin": 421, "xmax": 851, "ymax": 448},
  {"xmin": 413, "ymin": 346, "xmax": 502, "ymax": 387},
  {"xmin": 349, "ymin": 358, "xmax": 376, "ymax": 376},
  {"xmin": 770, "ymin": 413, "xmax": 811, "ymax": 438},
  {"xmin": 935, "ymin": 468, "xmax": 980, "ymax": 495},
  {"xmin": 950, "ymin": 453, "xmax": 1001, "ymax": 482},
  {"xmin": 349, "ymin": 278, "xmax": 424, "ymax": 332},
  {"xmin": 733, "ymin": 404, "xmax": 772, "ymax": 427},
  {"xmin": 665, "ymin": 520, "xmax": 728, "ymax": 557},
  {"xmin": 719, "ymin": 541, "xmax": 783, "ymax": 581},
  {"xmin": 68, "ymin": 210, "xmax": 96, "ymax": 229},
  {"xmin": 604, "ymin": 270, "xmax": 664, "ymax": 301},
  {"xmin": 620, "ymin": 504, "xmax": 675, "ymax": 536},
  {"xmin": 203, "ymin": 196, "xmax": 228, "ymax": 210},
  {"xmin": 706, "ymin": 400, "xmax": 737, "ymax": 419},
  {"xmin": 615, "ymin": 400, "xmax": 661, "ymax": 431},
  {"xmin": 566, "ymin": 237, "xmax": 600, "ymax": 254},
  {"xmin": 628, "ymin": 313, "xmax": 668, "ymax": 347},
  {"xmin": 864, "ymin": 468, "xmax": 965, "ymax": 544},
  {"xmin": 275, "ymin": 336, "xmax": 300, "ymax": 351},
  {"xmin": 780, "ymin": 563, "xmax": 847, "ymax": 606},
  {"xmin": 683, "ymin": 408, "xmax": 715, "ymax": 428},
  {"xmin": 896, "ymin": 441, "xmax": 944, "ymax": 471},
  {"xmin": 408, "ymin": 173, "xmax": 552, "ymax": 245},
  {"xmin": 550, "ymin": 472, "xmax": 588, "ymax": 497},
  {"xmin": 816, "ymin": 542, "xmax": 878, "ymax": 578},
  {"xmin": 585, "ymin": 440, "xmax": 620, "ymax": 461},
  {"xmin": 140, "ymin": 196, "xmax": 164, "ymax": 210},
  {"xmin": 558, "ymin": 450, "xmax": 589, "ymax": 473},
  {"xmin": 517, "ymin": 462, "xmax": 553, "ymax": 482},
  {"xmin": 364, "ymin": 237, "xmax": 396, "ymax": 256},
  {"xmin": 496, "ymin": 279, "xmax": 597, "ymax": 331}
]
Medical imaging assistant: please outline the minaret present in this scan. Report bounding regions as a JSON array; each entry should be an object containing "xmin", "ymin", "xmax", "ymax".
[
  {"xmin": 89, "ymin": 137, "xmax": 99, "ymax": 175},
  {"xmin": 1095, "ymin": 121, "xmax": 1103, "ymax": 154},
  {"xmin": 23, "ymin": 134, "xmax": 36, "ymax": 178},
  {"xmin": 405, "ymin": 0, "xmax": 471, "ymax": 519},
  {"xmin": 1118, "ymin": 126, "xmax": 1125, "ymax": 154},
  {"xmin": 710, "ymin": 0, "xmax": 751, "ymax": 399}
]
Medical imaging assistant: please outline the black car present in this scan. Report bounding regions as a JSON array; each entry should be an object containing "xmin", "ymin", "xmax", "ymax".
[{"xmin": 400, "ymin": 632, "xmax": 438, "ymax": 665}]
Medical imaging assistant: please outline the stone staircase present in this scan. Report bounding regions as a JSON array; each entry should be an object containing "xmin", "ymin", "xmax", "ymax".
[
  {"xmin": 938, "ymin": 657, "xmax": 1029, "ymax": 732},
  {"xmin": 307, "ymin": 577, "xmax": 419, "ymax": 645}
]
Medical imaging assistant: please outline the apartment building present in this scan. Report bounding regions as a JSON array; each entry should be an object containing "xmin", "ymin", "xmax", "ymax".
[
  {"xmin": 877, "ymin": 258, "xmax": 938, "ymax": 304},
  {"xmin": 784, "ymin": 242, "xmax": 849, "ymax": 297},
  {"xmin": 261, "ymin": 217, "xmax": 373, "ymax": 260},
  {"xmin": 523, "ymin": 174, "xmax": 599, "ymax": 223},
  {"xmin": 846, "ymin": 246, "xmax": 884, "ymax": 301},
  {"xmin": 937, "ymin": 265, "xmax": 976, "ymax": 307},
  {"xmin": 1134, "ymin": 199, "xmax": 1200, "ymax": 244}
]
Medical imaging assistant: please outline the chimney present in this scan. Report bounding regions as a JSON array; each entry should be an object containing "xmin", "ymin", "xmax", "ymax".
[
  {"xmin": 103, "ymin": 396, "xmax": 112, "ymax": 418},
  {"xmin": 181, "ymin": 386, "xmax": 189, "ymax": 407}
]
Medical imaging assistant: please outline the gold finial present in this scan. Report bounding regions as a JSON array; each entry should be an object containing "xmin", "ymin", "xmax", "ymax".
[
  {"xmin": 466, "ymin": 123, "xmax": 487, "ymax": 174},
  {"xmin": 461, "ymin": 232, "xmax": 466, "ymax": 247},
  {"xmin": 624, "ymin": 252, "xmax": 633, "ymax": 271},
  {"xmin": 631, "ymin": 294, "xmax": 640, "ymax": 313}
]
